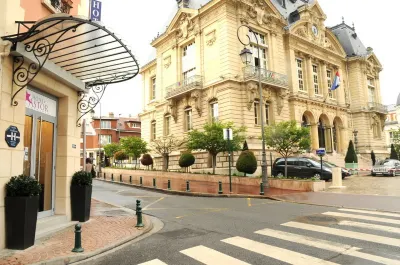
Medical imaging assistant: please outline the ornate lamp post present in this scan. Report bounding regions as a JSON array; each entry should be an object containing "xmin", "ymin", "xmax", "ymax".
[
  {"xmin": 353, "ymin": 129, "xmax": 359, "ymax": 153},
  {"xmin": 237, "ymin": 25, "xmax": 268, "ymax": 188}
]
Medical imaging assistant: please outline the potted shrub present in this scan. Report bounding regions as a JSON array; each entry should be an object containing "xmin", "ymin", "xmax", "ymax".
[
  {"xmin": 236, "ymin": 150, "xmax": 257, "ymax": 177},
  {"xmin": 179, "ymin": 152, "xmax": 196, "ymax": 172},
  {"xmin": 70, "ymin": 171, "xmax": 92, "ymax": 222},
  {"xmin": 5, "ymin": 175, "xmax": 41, "ymax": 250},
  {"xmin": 345, "ymin": 140, "xmax": 358, "ymax": 173}
]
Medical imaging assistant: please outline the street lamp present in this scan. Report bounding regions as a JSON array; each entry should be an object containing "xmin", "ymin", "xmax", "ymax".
[
  {"xmin": 353, "ymin": 129, "xmax": 359, "ymax": 153},
  {"xmin": 237, "ymin": 25, "xmax": 268, "ymax": 189}
]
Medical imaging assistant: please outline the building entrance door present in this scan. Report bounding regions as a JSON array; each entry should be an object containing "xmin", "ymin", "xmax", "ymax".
[{"xmin": 23, "ymin": 89, "xmax": 57, "ymax": 218}]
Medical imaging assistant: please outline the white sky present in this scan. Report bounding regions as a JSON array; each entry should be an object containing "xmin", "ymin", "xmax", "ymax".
[{"xmin": 95, "ymin": 0, "xmax": 399, "ymax": 117}]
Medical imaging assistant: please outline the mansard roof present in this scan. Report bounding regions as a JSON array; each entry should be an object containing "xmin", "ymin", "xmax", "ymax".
[
  {"xmin": 271, "ymin": 0, "xmax": 315, "ymax": 21},
  {"xmin": 330, "ymin": 22, "xmax": 368, "ymax": 57}
]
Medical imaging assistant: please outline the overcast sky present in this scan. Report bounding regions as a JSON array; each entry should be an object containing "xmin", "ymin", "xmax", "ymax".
[{"xmin": 95, "ymin": 0, "xmax": 399, "ymax": 117}]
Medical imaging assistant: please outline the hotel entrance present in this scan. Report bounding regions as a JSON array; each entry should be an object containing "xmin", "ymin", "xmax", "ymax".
[{"xmin": 23, "ymin": 89, "xmax": 58, "ymax": 218}]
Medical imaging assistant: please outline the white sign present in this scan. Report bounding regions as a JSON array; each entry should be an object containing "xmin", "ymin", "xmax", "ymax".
[
  {"xmin": 24, "ymin": 147, "xmax": 29, "ymax": 161},
  {"xmin": 26, "ymin": 89, "xmax": 57, "ymax": 117},
  {"xmin": 223, "ymin": 128, "xmax": 233, "ymax": 140}
]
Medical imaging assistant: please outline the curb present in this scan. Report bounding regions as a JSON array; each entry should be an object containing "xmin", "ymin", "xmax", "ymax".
[
  {"xmin": 31, "ymin": 214, "xmax": 154, "ymax": 265},
  {"xmin": 94, "ymin": 178, "xmax": 281, "ymax": 200}
]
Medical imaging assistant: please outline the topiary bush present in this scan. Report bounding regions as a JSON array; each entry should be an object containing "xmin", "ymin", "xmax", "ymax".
[
  {"xmin": 236, "ymin": 150, "xmax": 257, "ymax": 176},
  {"xmin": 6, "ymin": 175, "xmax": 41, "ymax": 197},
  {"xmin": 71, "ymin": 171, "xmax": 92, "ymax": 186},
  {"xmin": 345, "ymin": 140, "xmax": 358, "ymax": 163},
  {"xmin": 390, "ymin": 144, "xmax": 399, "ymax": 160},
  {"xmin": 179, "ymin": 153, "xmax": 196, "ymax": 172},
  {"xmin": 114, "ymin": 150, "xmax": 128, "ymax": 161},
  {"xmin": 141, "ymin": 154, "xmax": 153, "ymax": 167}
]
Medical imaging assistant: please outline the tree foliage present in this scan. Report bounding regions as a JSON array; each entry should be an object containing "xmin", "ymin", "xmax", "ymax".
[
  {"xmin": 120, "ymin": 137, "xmax": 148, "ymax": 159},
  {"xmin": 187, "ymin": 121, "xmax": 246, "ymax": 174},
  {"xmin": 264, "ymin": 121, "xmax": 310, "ymax": 177},
  {"xmin": 179, "ymin": 152, "xmax": 196, "ymax": 172},
  {"xmin": 236, "ymin": 150, "xmax": 257, "ymax": 176},
  {"xmin": 345, "ymin": 140, "xmax": 358, "ymax": 163},
  {"xmin": 390, "ymin": 144, "xmax": 399, "ymax": 160},
  {"xmin": 114, "ymin": 150, "xmax": 128, "ymax": 161},
  {"xmin": 392, "ymin": 129, "xmax": 400, "ymax": 158},
  {"xmin": 150, "ymin": 135, "xmax": 186, "ymax": 171},
  {"xmin": 103, "ymin": 143, "xmax": 121, "ymax": 158}
]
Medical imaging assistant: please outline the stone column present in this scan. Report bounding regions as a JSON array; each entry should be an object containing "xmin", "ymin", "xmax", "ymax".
[
  {"xmin": 310, "ymin": 123, "xmax": 319, "ymax": 150},
  {"xmin": 269, "ymin": 33, "xmax": 277, "ymax": 71},
  {"xmin": 195, "ymin": 33, "xmax": 202, "ymax": 77},
  {"xmin": 288, "ymin": 49, "xmax": 298, "ymax": 93},
  {"xmin": 321, "ymin": 62, "xmax": 328, "ymax": 98},
  {"xmin": 305, "ymin": 55, "xmax": 314, "ymax": 97}
]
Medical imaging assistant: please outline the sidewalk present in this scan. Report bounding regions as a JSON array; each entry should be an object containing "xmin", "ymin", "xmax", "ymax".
[{"xmin": 0, "ymin": 200, "xmax": 152, "ymax": 265}]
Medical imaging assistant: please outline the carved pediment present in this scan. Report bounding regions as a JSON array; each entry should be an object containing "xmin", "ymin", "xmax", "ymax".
[
  {"xmin": 165, "ymin": 10, "xmax": 198, "ymax": 40},
  {"xmin": 239, "ymin": 0, "xmax": 280, "ymax": 27}
]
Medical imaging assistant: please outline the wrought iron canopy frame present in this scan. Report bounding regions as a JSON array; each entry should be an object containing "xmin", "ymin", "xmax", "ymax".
[{"xmin": 2, "ymin": 15, "xmax": 140, "ymax": 126}]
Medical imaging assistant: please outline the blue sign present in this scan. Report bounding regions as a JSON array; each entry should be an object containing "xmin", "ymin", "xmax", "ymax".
[
  {"xmin": 5, "ymin": 126, "xmax": 20, "ymax": 148},
  {"xmin": 90, "ymin": 0, "xmax": 102, "ymax": 21},
  {"xmin": 316, "ymin": 148, "xmax": 326, "ymax": 157}
]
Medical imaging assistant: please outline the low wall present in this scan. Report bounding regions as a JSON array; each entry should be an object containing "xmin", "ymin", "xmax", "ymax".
[{"xmin": 102, "ymin": 168, "xmax": 325, "ymax": 192}]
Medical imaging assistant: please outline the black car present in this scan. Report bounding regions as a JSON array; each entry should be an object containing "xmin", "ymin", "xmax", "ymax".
[{"xmin": 272, "ymin": 157, "xmax": 347, "ymax": 180}]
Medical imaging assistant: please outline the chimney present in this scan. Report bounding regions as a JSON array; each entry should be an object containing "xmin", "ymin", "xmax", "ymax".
[
  {"xmin": 109, "ymin": 112, "xmax": 114, "ymax": 118},
  {"xmin": 176, "ymin": 0, "xmax": 189, "ymax": 8}
]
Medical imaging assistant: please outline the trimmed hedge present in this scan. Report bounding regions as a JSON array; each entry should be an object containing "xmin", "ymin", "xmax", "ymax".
[
  {"xmin": 5, "ymin": 175, "xmax": 41, "ymax": 197},
  {"xmin": 236, "ymin": 150, "xmax": 257, "ymax": 176},
  {"xmin": 345, "ymin": 140, "xmax": 358, "ymax": 163},
  {"xmin": 141, "ymin": 154, "xmax": 153, "ymax": 166},
  {"xmin": 71, "ymin": 171, "xmax": 92, "ymax": 186}
]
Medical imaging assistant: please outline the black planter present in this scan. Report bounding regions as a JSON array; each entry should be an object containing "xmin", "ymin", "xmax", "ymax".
[
  {"xmin": 70, "ymin": 185, "xmax": 92, "ymax": 222},
  {"xmin": 5, "ymin": 196, "xmax": 39, "ymax": 250}
]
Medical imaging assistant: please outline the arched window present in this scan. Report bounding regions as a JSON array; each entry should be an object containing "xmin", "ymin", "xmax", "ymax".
[{"xmin": 184, "ymin": 107, "xmax": 192, "ymax": 132}]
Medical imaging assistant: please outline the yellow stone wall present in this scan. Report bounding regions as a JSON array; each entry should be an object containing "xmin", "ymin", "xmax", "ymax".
[{"xmin": 140, "ymin": 0, "xmax": 388, "ymax": 170}]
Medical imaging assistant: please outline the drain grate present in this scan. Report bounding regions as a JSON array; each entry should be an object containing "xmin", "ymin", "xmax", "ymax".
[{"xmin": 296, "ymin": 214, "xmax": 339, "ymax": 225}]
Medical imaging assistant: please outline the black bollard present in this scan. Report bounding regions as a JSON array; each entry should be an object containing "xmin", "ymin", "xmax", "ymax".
[
  {"xmin": 97, "ymin": 172, "xmax": 100, "ymax": 178},
  {"xmin": 111, "ymin": 174, "xmax": 114, "ymax": 181},
  {"xmin": 260, "ymin": 182, "xmax": 264, "ymax": 196},
  {"xmin": 104, "ymin": 172, "xmax": 106, "ymax": 179},
  {"xmin": 71, "ymin": 224, "xmax": 84, "ymax": 253},
  {"xmin": 186, "ymin": 180, "xmax": 190, "ymax": 192},
  {"xmin": 153, "ymin": 178, "xmax": 156, "ymax": 188},
  {"xmin": 120, "ymin": 174, "xmax": 122, "ymax": 182},
  {"xmin": 136, "ymin": 200, "xmax": 144, "ymax": 228},
  {"xmin": 168, "ymin": 180, "xmax": 171, "ymax": 190},
  {"xmin": 218, "ymin": 181, "xmax": 223, "ymax": 194},
  {"xmin": 129, "ymin": 176, "xmax": 132, "ymax": 184},
  {"xmin": 140, "ymin": 177, "xmax": 143, "ymax": 186}
]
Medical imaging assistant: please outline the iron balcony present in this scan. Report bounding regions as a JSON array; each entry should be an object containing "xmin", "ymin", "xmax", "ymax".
[
  {"xmin": 165, "ymin": 75, "xmax": 203, "ymax": 99},
  {"xmin": 368, "ymin": 102, "xmax": 388, "ymax": 114},
  {"xmin": 243, "ymin": 65, "xmax": 289, "ymax": 89}
]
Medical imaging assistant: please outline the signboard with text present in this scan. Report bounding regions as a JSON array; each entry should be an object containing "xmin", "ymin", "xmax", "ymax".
[
  {"xmin": 90, "ymin": 0, "xmax": 102, "ymax": 21},
  {"xmin": 5, "ymin": 126, "xmax": 20, "ymax": 148},
  {"xmin": 316, "ymin": 148, "xmax": 326, "ymax": 157},
  {"xmin": 26, "ymin": 89, "xmax": 57, "ymax": 117}
]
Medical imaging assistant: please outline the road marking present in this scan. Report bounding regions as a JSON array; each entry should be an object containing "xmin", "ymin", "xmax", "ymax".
[
  {"xmin": 142, "ymin": 197, "xmax": 165, "ymax": 210},
  {"xmin": 145, "ymin": 208, "xmax": 228, "ymax": 211},
  {"xmin": 247, "ymin": 198, "xmax": 252, "ymax": 207},
  {"xmin": 138, "ymin": 259, "xmax": 168, "ymax": 265},
  {"xmin": 282, "ymin": 221, "xmax": 400, "ymax": 247},
  {"xmin": 339, "ymin": 220, "xmax": 400, "ymax": 234},
  {"xmin": 322, "ymin": 212, "xmax": 400, "ymax": 225},
  {"xmin": 256, "ymin": 228, "xmax": 400, "ymax": 265},
  {"xmin": 338, "ymin": 208, "xmax": 400, "ymax": 218},
  {"xmin": 180, "ymin": 245, "xmax": 251, "ymax": 265},
  {"xmin": 222, "ymin": 236, "xmax": 339, "ymax": 265},
  {"xmin": 175, "ymin": 208, "xmax": 228, "ymax": 219},
  {"xmin": 116, "ymin": 190, "xmax": 126, "ymax": 194}
]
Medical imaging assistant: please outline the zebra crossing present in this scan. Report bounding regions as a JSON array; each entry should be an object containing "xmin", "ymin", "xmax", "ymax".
[{"xmin": 138, "ymin": 208, "xmax": 400, "ymax": 265}]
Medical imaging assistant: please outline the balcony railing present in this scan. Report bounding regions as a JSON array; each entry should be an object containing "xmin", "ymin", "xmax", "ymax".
[
  {"xmin": 165, "ymin": 75, "xmax": 203, "ymax": 99},
  {"xmin": 243, "ymin": 65, "xmax": 289, "ymax": 88},
  {"xmin": 43, "ymin": 0, "xmax": 72, "ymax": 14},
  {"xmin": 368, "ymin": 102, "xmax": 388, "ymax": 114}
]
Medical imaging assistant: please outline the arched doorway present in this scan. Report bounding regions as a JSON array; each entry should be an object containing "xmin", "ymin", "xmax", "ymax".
[
  {"xmin": 302, "ymin": 111, "xmax": 317, "ymax": 150},
  {"xmin": 333, "ymin": 117, "xmax": 344, "ymax": 153},
  {"xmin": 318, "ymin": 114, "xmax": 332, "ymax": 152}
]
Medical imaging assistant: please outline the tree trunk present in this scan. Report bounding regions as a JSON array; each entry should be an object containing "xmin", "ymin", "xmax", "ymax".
[
  {"xmin": 284, "ymin": 157, "xmax": 288, "ymax": 178},
  {"xmin": 162, "ymin": 154, "xmax": 169, "ymax": 171},
  {"xmin": 212, "ymin": 154, "xmax": 217, "ymax": 175}
]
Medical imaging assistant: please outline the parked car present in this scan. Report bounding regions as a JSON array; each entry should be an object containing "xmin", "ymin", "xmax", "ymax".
[
  {"xmin": 272, "ymin": 157, "xmax": 333, "ymax": 180},
  {"xmin": 322, "ymin": 161, "xmax": 351, "ymax": 179},
  {"xmin": 371, "ymin": 159, "xmax": 400, "ymax": 177}
]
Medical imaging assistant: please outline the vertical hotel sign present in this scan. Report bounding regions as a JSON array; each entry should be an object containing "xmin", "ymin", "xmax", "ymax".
[{"xmin": 90, "ymin": 0, "xmax": 102, "ymax": 21}]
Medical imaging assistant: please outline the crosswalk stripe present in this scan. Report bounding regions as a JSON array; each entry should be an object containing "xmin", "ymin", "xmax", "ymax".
[
  {"xmin": 180, "ymin": 245, "xmax": 251, "ymax": 265},
  {"xmin": 339, "ymin": 220, "xmax": 400, "ymax": 234},
  {"xmin": 222, "ymin": 236, "xmax": 339, "ymax": 265},
  {"xmin": 338, "ymin": 208, "xmax": 400, "ymax": 218},
  {"xmin": 283, "ymin": 221, "xmax": 400, "ymax": 247},
  {"xmin": 323, "ymin": 212, "xmax": 400, "ymax": 225},
  {"xmin": 256, "ymin": 228, "xmax": 400, "ymax": 265},
  {"xmin": 137, "ymin": 259, "xmax": 168, "ymax": 265}
]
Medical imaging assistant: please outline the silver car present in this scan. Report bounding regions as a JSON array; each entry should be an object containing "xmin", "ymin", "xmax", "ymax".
[{"xmin": 372, "ymin": 159, "xmax": 400, "ymax": 177}]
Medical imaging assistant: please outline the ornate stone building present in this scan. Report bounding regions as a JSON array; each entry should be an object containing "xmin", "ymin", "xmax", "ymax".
[{"xmin": 139, "ymin": 0, "xmax": 387, "ymax": 171}]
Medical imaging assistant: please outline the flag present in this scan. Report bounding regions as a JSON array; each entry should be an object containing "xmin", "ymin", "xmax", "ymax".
[{"xmin": 330, "ymin": 72, "xmax": 340, "ymax": 91}]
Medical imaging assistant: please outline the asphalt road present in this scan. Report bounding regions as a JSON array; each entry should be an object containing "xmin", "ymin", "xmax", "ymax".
[{"xmin": 78, "ymin": 180, "xmax": 400, "ymax": 265}]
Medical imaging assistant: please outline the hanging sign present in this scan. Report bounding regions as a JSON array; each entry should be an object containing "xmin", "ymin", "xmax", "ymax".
[
  {"xmin": 5, "ymin": 126, "xmax": 21, "ymax": 148},
  {"xmin": 26, "ymin": 89, "xmax": 57, "ymax": 117},
  {"xmin": 223, "ymin": 128, "xmax": 233, "ymax": 140},
  {"xmin": 90, "ymin": 0, "xmax": 102, "ymax": 21}
]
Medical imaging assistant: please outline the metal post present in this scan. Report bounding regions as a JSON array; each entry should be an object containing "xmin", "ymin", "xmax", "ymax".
[
  {"xmin": 129, "ymin": 176, "xmax": 132, "ymax": 184},
  {"xmin": 168, "ymin": 180, "xmax": 171, "ymax": 190},
  {"xmin": 111, "ymin": 174, "xmax": 114, "ymax": 181},
  {"xmin": 260, "ymin": 182, "xmax": 264, "ymax": 195},
  {"xmin": 320, "ymin": 156, "xmax": 323, "ymax": 179},
  {"xmin": 218, "ymin": 181, "xmax": 223, "ymax": 194},
  {"xmin": 97, "ymin": 172, "xmax": 100, "ymax": 178},
  {"xmin": 135, "ymin": 200, "xmax": 144, "ymax": 228},
  {"xmin": 71, "ymin": 224, "xmax": 84, "ymax": 253},
  {"xmin": 104, "ymin": 172, "xmax": 106, "ymax": 179},
  {"xmin": 153, "ymin": 178, "xmax": 156, "ymax": 188},
  {"xmin": 83, "ymin": 119, "xmax": 86, "ymax": 171},
  {"xmin": 98, "ymin": 103, "xmax": 102, "ymax": 173},
  {"xmin": 120, "ymin": 174, "xmax": 122, "ymax": 182},
  {"xmin": 140, "ymin": 176, "xmax": 143, "ymax": 186},
  {"xmin": 228, "ymin": 130, "xmax": 232, "ymax": 193},
  {"xmin": 270, "ymin": 152, "xmax": 273, "ymax": 176},
  {"xmin": 186, "ymin": 180, "xmax": 190, "ymax": 192}
]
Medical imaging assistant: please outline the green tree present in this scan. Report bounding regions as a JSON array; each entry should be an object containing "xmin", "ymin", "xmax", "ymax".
[
  {"xmin": 114, "ymin": 150, "xmax": 128, "ymax": 162},
  {"xmin": 345, "ymin": 140, "xmax": 358, "ymax": 164},
  {"xmin": 236, "ymin": 150, "xmax": 257, "ymax": 177},
  {"xmin": 392, "ymin": 129, "xmax": 400, "ymax": 157},
  {"xmin": 120, "ymin": 137, "xmax": 148, "ymax": 169},
  {"xmin": 390, "ymin": 144, "xmax": 398, "ymax": 160},
  {"xmin": 242, "ymin": 140, "xmax": 249, "ymax": 151},
  {"xmin": 151, "ymin": 135, "xmax": 186, "ymax": 171},
  {"xmin": 179, "ymin": 152, "xmax": 196, "ymax": 172},
  {"xmin": 264, "ymin": 121, "xmax": 310, "ymax": 177},
  {"xmin": 187, "ymin": 121, "xmax": 246, "ymax": 174},
  {"xmin": 103, "ymin": 143, "xmax": 121, "ymax": 160}
]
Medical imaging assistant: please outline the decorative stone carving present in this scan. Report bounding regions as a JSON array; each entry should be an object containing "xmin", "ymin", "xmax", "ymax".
[
  {"xmin": 168, "ymin": 99, "xmax": 178, "ymax": 122},
  {"xmin": 246, "ymin": 82, "xmax": 258, "ymax": 110},
  {"xmin": 294, "ymin": 26, "xmax": 308, "ymax": 39},
  {"xmin": 191, "ymin": 91, "xmax": 202, "ymax": 116},
  {"xmin": 277, "ymin": 89, "xmax": 289, "ymax": 115},
  {"xmin": 206, "ymin": 30, "xmax": 216, "ymax": 46},
  {"xmin": 207, "ymin": 86, "xmax": 218, "ymax": 101},
  {"xmin": 324, "ymin": 37, "xmax": 335, "ymax": 52},
  {"xmin": 176, "ymin": 13, "xmax": 194, "ymax": 39},
  {"xmin": 163, "ymin": 55, "xmax": 171, "ymax": 69}
]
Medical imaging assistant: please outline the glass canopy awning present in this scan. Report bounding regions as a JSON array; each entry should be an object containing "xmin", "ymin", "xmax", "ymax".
[{"xmin": 2, "ymin": 14, "xmax": 139, "ymax": 126}]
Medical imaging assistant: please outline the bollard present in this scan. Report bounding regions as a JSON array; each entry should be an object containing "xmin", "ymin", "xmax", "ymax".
[
  {"xmin": 111, "ymin": 174, "xmax": 114, "ymax": 181},
  {"xmin": 218, "ymin": 181, "xmax": 223, "ymax": 194},
  {"xmin": 97, "ymin": 172, "xmax": 100, "ymax": 178},
  {"xmin": 120, "ymin": 174, "xmax": 122, "ymax": 182},
  {"xmin": 135, "ymin": 200, "xmax": 144, "ymax": 228},
  {"xmin": 104, "ymin": 172, "xmax": 106, "ymax": 179},
  {"xmin": 186, "ymin": 180, "xmax": 190, "ymax": 192},
  {"xmin": 153, "ymin": 178, "xmax": 156, "ymax": 188},
  {"xmin": 168, "ymin": 180, "xmax": 171, "ymax": 190},
  {"xmin": 260, "ymin": 182, "xmax": 264, "ymax": 196},
  {"xmin": 140, "ymin": 177, "xmax": 143, "ymax": 186},
  {"xmin": 129, "ymin": 176, "xmax": 132, "ymax": 184},
  {"xmin": 71, "ymin": 224, "xmax": 84, "ymax": 253}
]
